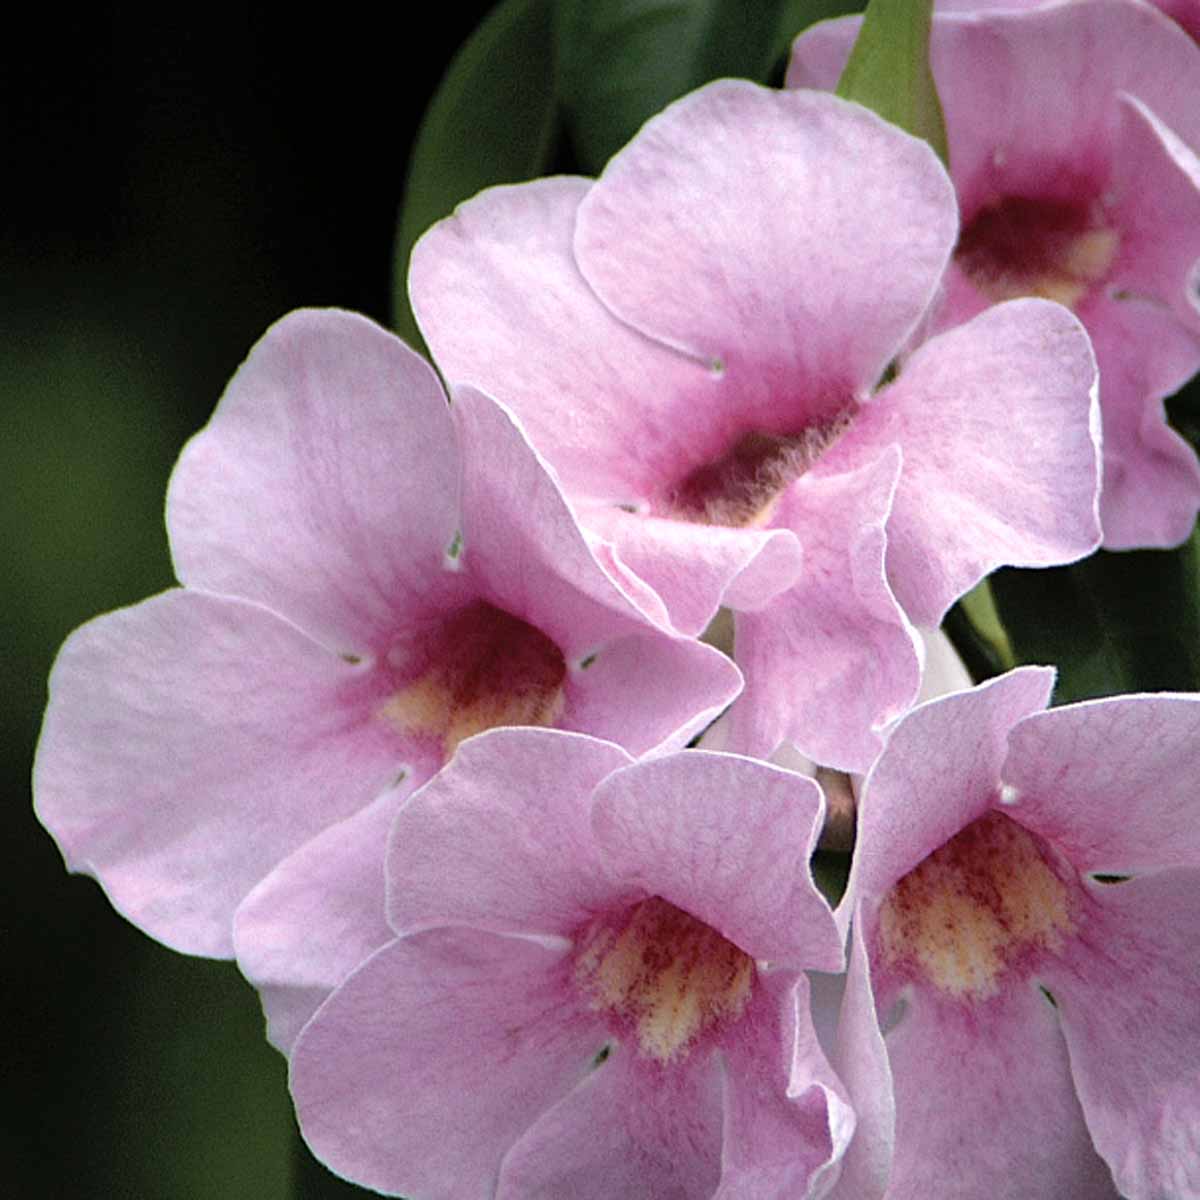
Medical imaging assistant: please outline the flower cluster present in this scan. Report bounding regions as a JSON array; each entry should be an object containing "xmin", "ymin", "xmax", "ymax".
[{"xmin": 33, "ymin": 0, "xmax": 1200, "ymax": 1196}]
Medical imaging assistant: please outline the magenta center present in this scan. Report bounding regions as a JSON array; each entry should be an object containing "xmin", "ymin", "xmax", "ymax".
[
  {"xmin": 663, "ymin": 417, "xmax": 854, "ymax": 528},
  {"xmin": 573, "ymin": 896, "xmax": 755, "ymax": 1062},
  {"xmin": 379, "ymin": 601, "xmax": 567, "ymax": 755},
  {"xmin": 956, "ymin": 195, "xmax": 1118, "ymax": 309}
]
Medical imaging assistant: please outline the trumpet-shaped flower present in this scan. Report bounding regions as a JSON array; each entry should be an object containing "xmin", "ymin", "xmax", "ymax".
[
  {"xmin": 836, "ymin": 668, "xmax": 1200, "ymax": 1199},
  {"xmin": 790, "ymin": 0, "xmax": 1200, "ymax": 548},
  {"xmin": 290, "ymin": 728, "xmax": 860, "ymax": 1200},
  {"xmin": 411, "ymin": 80, "xmax": 1101, "ymax": 773},
  {"xmin": 33, "ymin": 310, "xmax": 741, "ymax": 1049}
]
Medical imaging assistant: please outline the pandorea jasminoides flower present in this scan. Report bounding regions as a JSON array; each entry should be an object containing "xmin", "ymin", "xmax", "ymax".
[
  {"xmin": 937, "ymin": 0, "xmax": 1200, "ymax": 43},
  {"xmin": 33, "ymin": 310, "xmax": 740, "ymax": 1050},
  {"xmin": 790, "ymin": 0, "xmax": 1200, "ymax": 548},
  {"xmin": 411, "ymin": 81, "xmax": 1101, "ymax": 773},
  {"xmin": 290, "ymin": 729, "xmax": 862, "ymax": 1200},
  {"xmin": 836, "ymin": 668, "xmax": 1200, "ymax": 1199}
]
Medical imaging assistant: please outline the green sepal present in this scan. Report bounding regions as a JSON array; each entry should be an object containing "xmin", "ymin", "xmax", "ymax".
[{"xmin": 835, "ymin": 0, "xmax": 949, "ymax": 165}]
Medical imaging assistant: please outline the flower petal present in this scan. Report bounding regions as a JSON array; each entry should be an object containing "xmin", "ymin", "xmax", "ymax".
[
  {"xmin": 847, "ymin": 667, "xmax": 1056, "ymax": 922},
  {"xmin": 1001, "ymin": 693, "xmax": 1200, "ymax": 873},
  {"xmin": 233, "ymin": 787, "xmax": 405, "ymax": 1053},
  {"xmin": 1107, "ymin": 94, "xmax": 1200, "ymax": 335},
  {"xmin": 581, "ymin": 506, "xmax": 804, "ymax": 637},
  {"xmin": 167, "ymin": 309, "xmax": 464, "ymax": 655},
  {"xmin": 1039, "ymin": 869, "xmax": 1200, "ymax": 1200},
  {"xmin": 411, "ymin": 176, "xmax": 708, "ymax": 504},
  {"xmin": 291, "ymin": 928, "xmax": 603, "ymax": 1200},
  {"xmin": 825, "ymin": 922, "xmax": 894, "ymax": 1200},
  {"xmin": 791, "ymin": 3, "xmax": 1200, "ymax": 216},
  {"xmin": 590, "ymin": 751, "xmax": 842, "ymax": 969},
  {"xmin": 831, "ymin": 298, "xmax": 1101, "ymax": 625},
  {"xmin": 413, "ymin": 180, "xmax": 806, "ymax": 635},
  {"xmin": 1086, "ymin": 295, "xmax": 1200, "ymax": 549},
  {"xmin": 715, "ymin": 969, "xmax": 853, "ymax": 1199},
  {"xmin": 729, "ymin": 447, "xmax": 921, "ymax": 774},
  {"xmin": 789, "ymin": 4, "xmax": 1200, "ymax": 554},
  {"xmin": 562, "ymin": 629, "xmax": 742, "ymax": 756},
  {"xmin": 875, "ymin": 979, "xmax": 1118, "ymax": 1199},
  {"xmin": 386, "ymin": 728, "xmax": 633, "ymax": 937},
  {"xmin": 34, "ymin": 589, "xmax": 409, "ymax": 956},
  {"xmin": 575, "ymin": 81, "xmax": 956, "ymax": 399},
  {"xmin": 452, "ymin": 386, "xmax": 745, "ymax": 731},
  {"xmin": 496, "ymin": 1046, "xmax": 723, "ymax": 1200}
]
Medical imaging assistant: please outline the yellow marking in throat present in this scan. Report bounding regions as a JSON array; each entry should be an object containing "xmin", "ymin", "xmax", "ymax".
[
  {"xmin": 575, "ymin": 897, "xmax": 754, "ymax": 1062},
  {"xmin": 877, "ymin": 811, "xmax": 1074, "ymax": 1001},
  {"xmin": 377, "ymin": 603, "xmax": 567, "ymax": 758},
  {"xmin": 379, "ymin": 675, "xmax": 564, "ymax": 758}
]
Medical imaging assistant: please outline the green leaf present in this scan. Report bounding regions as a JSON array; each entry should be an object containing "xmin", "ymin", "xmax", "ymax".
[
  {"xmin": 391, "ymin": 0, "xmax": 560, "ymax": 349},
  {"xmin": 958, "ymin": 577, "xmax": 1015, "ymax": 671},
  {"xmin": 555, "ymin": 0, "xmax": 800, "ymax": 173},
  {"xmin": 991, "ymin": 533, "xmax": 1200, "ymax": 705},
  {"xmin": 768, "ymin": 0, "xmax": 863, "ymax": 81},
  {"xmin": 835, "ymin": 0, "xmax": 949, "ymax": 164}
]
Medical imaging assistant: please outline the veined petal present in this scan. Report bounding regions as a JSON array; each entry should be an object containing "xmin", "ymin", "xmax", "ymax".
[
  {"xmin": 826, "ymin": 922, "xmax": 893, "ymax": 1200},
  {"xmin": 590, "ymin": 751, "xmax": 842, "ymax": 969},
  {"xmin": 496, "ymin": 1044, "xmax": 724, "ymax": 1200},
  {"xmin": 874, "ymin": 979, "xmax": 1118, "ymax": 1199},
  {"xmin": 832, "ymin": 298, "xmax": 1101, "ymax": 625},
  {"xmin": 1040, "ymin": 869, "xmax": 1200, "ymax": 1200},
  {"xmin": 729, "ymin": 448, "xmax": 921, "ymax": 774},
  {"xmin": 715, "ymin": 969, "xmax": 853, "ymax": 1199},
  {"xmin": 847, "ymin": 667, "xmax": 1055, "ymax": 920},
  {"xmin": 575, "ymin": 82, "xmax": 957, "ymax": 401},
  {"xmin": 34, "ymin": 589, "xmax": 410, "ymax": 957},
  {"xmin": 167, "ymin": 309, "xmax": 464, "ymax": 655},
  {"xmin": 581, "ymin": 506, "xmax": 803, "ymax": 637},
  {"xmin": 790, "ymin": 3, "xmax": 1200, "ymax": 552},
  {"xmin": 411, "ymin": 176, "xmax": 709, "ymax": 505},
  {"xmin": 1088, "ymin": 297, "xmax": 1200, "ymax": 549},
  {"xmin": 453, "ymin": 386, "xmax": 743, "ymax": 730},
  {"xmin": 233, "ymin": 787, "xmax": 406, "ymax": 1053},
  {"xmin": 1107, "ymin": 94, "xmax": 1200, "ymax": 334},
  {"xmin": 1001, "ymin": 693, "xmax": 1200, "ymax": 873},
  {"xmin": 386, "ymin": 729, "xmax": 633, "ymax": 938},
  {"xmin": 561, "ymin": 630, "xmax": 741, "ymax": 757},
  {"xmin": 790, "ymin": 2, "xmax": 1200, "ymax": 214},
  {"xmin": 291, "ymin": 928, "xmax": 603, "ymax": 1200}
]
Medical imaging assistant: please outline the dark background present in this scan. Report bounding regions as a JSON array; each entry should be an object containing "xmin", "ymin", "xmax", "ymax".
[{"xmin": 3, "ymin": 8, "xmax": 493, "ymax": 1197}]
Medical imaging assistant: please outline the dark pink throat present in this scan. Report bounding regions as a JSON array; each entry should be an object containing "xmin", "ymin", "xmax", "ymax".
[
  {"xmin": 956, "ymin": 195, "xmax": 1118, "ymax": 309},
  {"xmin": 664, "ymin": 416, "xmax": 853, "ymax": 528},
  {"xmin": 379, "ymin": 602, "xmax": 567, "ymax": 756}
]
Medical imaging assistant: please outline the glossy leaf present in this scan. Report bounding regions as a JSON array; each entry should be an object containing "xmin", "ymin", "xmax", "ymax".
[
  {"xmin": 391, "ymin": 0, "xmax": 560, "ymax": 348},
  {"xmin": 836, "ymin": 0, "xmax": 948, "ymax": 164},
  {"xmin": 991, "ymin": 532, "xmax": 1200, "ymax": 705},
  {"xmin": 555, "ymin": 0, "xmax": 855, "ymax": 173}
]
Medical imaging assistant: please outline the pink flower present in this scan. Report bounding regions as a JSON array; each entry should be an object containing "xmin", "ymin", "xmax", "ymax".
[
  {"xmin": 790, "ymin": 0, "xmax": 1200, "ymax": 549},
  {"xmin": 289, "ymin": 728, "xmax": 857, "ymax": 1199},
  {"xmin": 835, "ymin": 668, "xmax": 1200, "ymax": 1198},
  {"xmin": 411, "ymin": 80, "xmax": 1101, "ymax": 774},
  {"xmin": 33, "ymin": 309, "xmax": 741, "ymax": 1049},
  {"xmin": 937, "ymin": 0, "xmax": 1200, "ymax": 43}
]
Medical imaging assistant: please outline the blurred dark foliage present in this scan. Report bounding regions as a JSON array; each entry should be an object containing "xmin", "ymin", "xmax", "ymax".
[{"xmin": 3, "ymin": 7, "xmax": 492, "ymax": 1197}]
